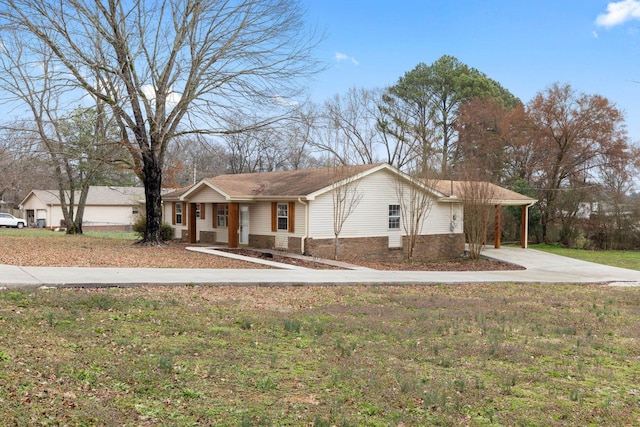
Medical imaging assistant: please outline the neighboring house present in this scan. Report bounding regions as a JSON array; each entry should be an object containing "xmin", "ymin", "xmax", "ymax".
[
  {"xmin": 20, "ymin": 186, "xmax": 146, "ymax": 231},
  {"xmin": 163, "ymin": 163, "xmax": 537, "ymax": 262}
]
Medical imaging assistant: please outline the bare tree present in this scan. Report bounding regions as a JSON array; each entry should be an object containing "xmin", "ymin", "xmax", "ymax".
[
  {"xmin": 0, "ymin": 0, "xmax": 321, "ymax": 243},
  {"xmin": 329, "ymin": 164, "xmax": 363, "ymax": 260},
  {"xmin": 164, "ymin": 136, "xmax": 229, "ymax": 187},
  {"xmin": 457, "ymin": 179, "xmax": 499, "ymax": 259},
  {"xmin": 527, "ymin": 83, "xmax": 629, "ymax": 243},
  {"xmin": 323, "ymin": 88, "xmax": 383, "ymax": 165},
  {"xmin": 0, "ymin": 35, "xmax": 124, "ymax": 233},
  {"xmin": 394, "ymin": 166, "xmax": 436, "ymax": 261},
  {"xmin": 0, "ymin": 128, "xmax": 52, "ymax": 211}
]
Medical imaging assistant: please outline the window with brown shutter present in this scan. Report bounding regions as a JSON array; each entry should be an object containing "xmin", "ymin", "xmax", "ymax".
[
  {"xmin": 216, "ymin": 204, "xmax": 228, "ymax": 227},
  {"xmin": 212, "ymin": 203, "xmax": 217, "ymax": 228},
  {"xmin": 288, "ymin": 201, "xmax": 295, "ymax": 233}
]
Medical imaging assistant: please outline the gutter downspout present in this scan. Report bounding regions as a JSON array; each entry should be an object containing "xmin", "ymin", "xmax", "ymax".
[{"xmin": 298, "ymin": 197, "xmax": 309, "ymax": 255}]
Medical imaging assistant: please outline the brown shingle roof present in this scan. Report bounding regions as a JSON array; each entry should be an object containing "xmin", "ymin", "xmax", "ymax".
[
  {"xmin": 202, "ymin": 164, "xmax": 384, "ymax": 198},
  {"xmin": 162, "ymin": 186, "xmax": 194, "ymax": 200},
  {"xmin": 431, "ymin": 180, "xmax": 536, "ymax": 205}
]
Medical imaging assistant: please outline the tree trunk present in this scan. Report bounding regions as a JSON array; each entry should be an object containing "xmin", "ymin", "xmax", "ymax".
[{"xmin": 142, "ymin": 150, "xmax": 164, "ymax": 244}]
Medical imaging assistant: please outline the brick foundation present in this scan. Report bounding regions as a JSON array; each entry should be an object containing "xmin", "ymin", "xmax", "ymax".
[
  {"xmin": 249, "ymin": 234, "xmax": 275, "ymax": 249},
  {"xmin": 231, "ymin": 233, "xmax": 465, "ymax": 262},
  {"xmin": 288, "ymin": 237, "xmax": 302, "ymax": 254},
  {"xmin": 199, "ymin": 231, "xmax": 216, "ymax": 244},
  {"xmin": 305, "ymin": 234, "xmax": 465, "ymax": 262}
]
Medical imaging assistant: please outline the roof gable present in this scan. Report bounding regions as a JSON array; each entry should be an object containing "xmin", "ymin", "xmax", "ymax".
[{"xmin": 21, "ymin": 187, "xmax": 146, "ymax": 207}]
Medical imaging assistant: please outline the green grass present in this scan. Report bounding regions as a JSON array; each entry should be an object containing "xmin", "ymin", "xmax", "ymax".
[
  {"xmin": 530, "ymin": 243, "xmax": 640, "ymax": 271},
  {"xmin": 0, "ymin": 284, "xmax": 639, "ymax": 425}
]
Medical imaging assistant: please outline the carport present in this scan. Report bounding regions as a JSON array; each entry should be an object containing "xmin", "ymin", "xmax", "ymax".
[{"xmin": 432, "ymin": 180, "xmax": 537, "ymax": 249}]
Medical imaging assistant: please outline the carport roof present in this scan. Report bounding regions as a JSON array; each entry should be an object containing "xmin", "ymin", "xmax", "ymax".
[{"xmin": 430, "ymin": 180, "xmax": 537, "ymax": 206}]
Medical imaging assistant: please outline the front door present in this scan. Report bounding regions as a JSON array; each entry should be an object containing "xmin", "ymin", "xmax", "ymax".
[{"xmin": 239, "ymin": 206, "xmax": 249, "ymax": 245}]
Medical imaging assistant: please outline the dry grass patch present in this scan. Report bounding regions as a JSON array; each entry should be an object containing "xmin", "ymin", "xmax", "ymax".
[{"xmin": 0, "ymin": 284, "xmax": 639, "ymax": 425}]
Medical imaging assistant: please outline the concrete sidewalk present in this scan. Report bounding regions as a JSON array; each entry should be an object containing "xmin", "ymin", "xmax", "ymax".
[{"xmin": 0, "ymin": 247, "xmax": 638, "ymax": 289}]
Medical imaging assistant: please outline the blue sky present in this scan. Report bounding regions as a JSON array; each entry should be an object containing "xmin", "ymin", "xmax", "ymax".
[{"xmin": 301, "ymin": 0, "xmax": 640, "ymax": 142}]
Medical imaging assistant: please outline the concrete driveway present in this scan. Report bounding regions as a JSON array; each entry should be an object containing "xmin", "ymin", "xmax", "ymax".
[{"xmin": 0, "ymin": 247, "xmax": 638, "ymax": 289}]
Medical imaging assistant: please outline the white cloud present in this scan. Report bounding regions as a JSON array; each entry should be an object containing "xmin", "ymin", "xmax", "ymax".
[
  {"xmin": 335, "ymin": 52, "xmax": 359, "ymax": 66},
  {"xmin": 596, "ymin": 0, "xmax": 640, "ymax": 28},
  {"xmin": 273, "ymin": 95, "xmax": 298, "ymax": 106},
  {"xmin": 142, "ymin": 84, "xmax": 181, "ymax": 105}
]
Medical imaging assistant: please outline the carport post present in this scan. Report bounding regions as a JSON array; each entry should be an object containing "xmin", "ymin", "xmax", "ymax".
[
  {"xmin": 521, "ymin": 205, "xmax": 529, "ymax": 248},
  {"xmin": 494, "ymin": 205, "xmax": 501, "ymax": 249}
]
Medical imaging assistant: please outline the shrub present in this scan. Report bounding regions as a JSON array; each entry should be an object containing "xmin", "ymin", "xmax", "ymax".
[{"xmin": 132, "ymin": 215, "xmax": 174, "ymax": 241}]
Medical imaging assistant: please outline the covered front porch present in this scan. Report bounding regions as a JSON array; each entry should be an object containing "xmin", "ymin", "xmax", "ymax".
[{"xmin": 186, "ymin": 202, "xmax": 249, "ymax": 247}]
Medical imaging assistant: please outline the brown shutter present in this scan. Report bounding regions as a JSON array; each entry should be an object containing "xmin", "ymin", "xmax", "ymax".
[
  {"xmin": 200, "ymin": 203, "xmax": 205, "ymax": 220},
  {"xmin": 288, "ymin": 201, "xmax": 295, "ymax": 233},
  {"xmin": 271, "ymin": 202, "xmax": 277, "ymax": 232},
  {"xmin": 212, "ymin": 203, "xmax": 217, "ymax": 228},
  {"xmin": 172, "ymin": 202, "xmax": 176, "ymax": 225},
  {"xmin": 183, "ymin": 203, "xmax": 188, "ymax": 226}
]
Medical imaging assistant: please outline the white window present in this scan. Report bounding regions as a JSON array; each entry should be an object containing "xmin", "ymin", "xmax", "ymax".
[
  {"xmin": 388, "ymin": 204, "xmax": 400, "ymax": 229},
  {"xmin": 217, "ymin": 204, "xmax": 228, "ymax": 227},
  {"xmin": 175, "ymin": 203, "xmax": 183, "ymax": 224},
  {"xmin": 277, "ymin": 203, "xmax": 288, "ymax": 231}
]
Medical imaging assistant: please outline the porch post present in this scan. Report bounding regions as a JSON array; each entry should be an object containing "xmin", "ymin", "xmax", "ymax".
[
  {"xmin": 228, "ymin": 202, "xmax": 239, "ymax": 248},
  {"xmin": 494, "ymin": 205, "xmax": 501, "ymax": 249},
  {"xmin": 521, "ymin": 205, "xmax": 529, "ymax": 248},
  {"xmin": 188, "ymin": 203, "xmax": 197, "ymax": 244}
]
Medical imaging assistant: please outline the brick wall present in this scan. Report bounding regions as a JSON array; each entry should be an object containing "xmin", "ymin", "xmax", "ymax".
[
  {"xmin": 233, "ymin": 232, "xmax": 465, "ymax": 262},
  {"xmin": 288, "ymin": 236, "xmax": 302, "ymax": 254},
  {"xmin": 199, "ymin": 231, "xmax": 216, "ymax": 244},
  {"xmin": 305, "ymin": 234, "xmax": 465, "ymax": 262},
  {"xmin": 249, "ymin": 234, "xmax": 275, "ymax": 249}
]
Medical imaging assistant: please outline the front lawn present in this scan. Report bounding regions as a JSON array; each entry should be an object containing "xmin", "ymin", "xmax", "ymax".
[
  {"xmin": 0, "ymin": 229, "xmax": 262, "ymax": 268},
  {"xmin": 1, "ymin": 284, "xmax": 638, "ymax": 425},
  {"xmin": 530, "ymin": 243, "xmax": 640, "ymax": 271}
]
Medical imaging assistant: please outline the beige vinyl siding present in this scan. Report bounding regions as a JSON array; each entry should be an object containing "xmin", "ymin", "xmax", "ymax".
[
  {"xmin": 308, "ymin": 169, "xmax": 399, "ymax": 239},
  {"xmin": 22, "ymin": 195, "xmax": 141, "ymax": 229},
  {"xmin": 308, "ymin": 169, "xmax": 460, "ymax": 239},
  {"xmin": 188, "ymin": 187, "xmax": 229, "ymax": 204},
  {"xmin": 251, "ymin": 201, "xmax": 305, "ymax": 237},
  {"xmin": 163, "ymin": 202, "xmax": 186, "ymax": 238}
]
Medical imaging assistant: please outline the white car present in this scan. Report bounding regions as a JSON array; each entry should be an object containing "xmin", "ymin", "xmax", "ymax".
[{"xmin": 0, "ymin": 213, "xmax": 26, "ymax": 228}]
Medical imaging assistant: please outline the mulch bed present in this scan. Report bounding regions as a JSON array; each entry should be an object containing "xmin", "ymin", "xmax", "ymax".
[
  {"xmin": 352, "ymin": 258, "xmax": 525, "ymax": 271},
  {"xmin": 217, "ymin": 248, "xmax": 345, "ymax": 270},
  {"xmin": 219, "ymin": 248, "xmax": 525, "ymax": 271}
]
